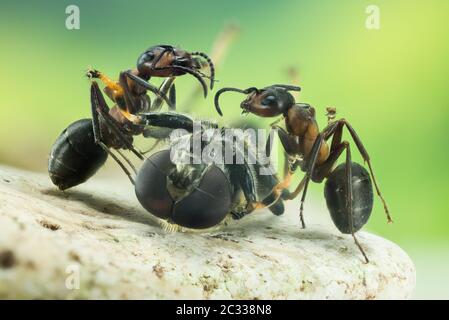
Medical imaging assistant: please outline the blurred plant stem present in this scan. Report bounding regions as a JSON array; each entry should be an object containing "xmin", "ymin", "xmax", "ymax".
[
  {"xmin": 181, "ymin": 23, "xmax": 240, "ymax": 109},
  {"xmin": 286, "ymin": 66, "xmax": 301, "ymax": 100}
]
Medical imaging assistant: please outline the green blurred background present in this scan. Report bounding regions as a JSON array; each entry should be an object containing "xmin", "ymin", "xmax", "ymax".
[{"xmin": 0, "ymin": 0, "xmax": 448, "ymax": 298}]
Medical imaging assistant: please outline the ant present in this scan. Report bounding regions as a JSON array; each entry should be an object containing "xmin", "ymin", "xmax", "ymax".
[
  {"xmin": 51, "ymin": 77, "xmax": 285, "ymax": 229},
  {"xmin": 86, "ymin": 44, "xmax": 215, "ymax": 119},
  {"xmin": 132, "ymin": 111, "xmax": 287, "ymax": 230},
  {"xmin": 49, "ymin": 45, "xmax": 214, "ymax": 190},
  {"xmin": 214, "ymin": 84, "xmax": 392, "ymax": 263}
]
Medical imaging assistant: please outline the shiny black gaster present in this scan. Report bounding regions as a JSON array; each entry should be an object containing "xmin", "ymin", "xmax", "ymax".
[{"xmin": 48, "ymin": 119, "xmax": 108, "ymax": 190}]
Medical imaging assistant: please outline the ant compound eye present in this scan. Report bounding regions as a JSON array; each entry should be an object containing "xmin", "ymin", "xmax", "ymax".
[
  {"xmin": 137, "ymin": 51, "xmax": 156, "ymax": 70},
  {"xmin": 143, "ymin": 51, "xmax": 155, "ymax": 61},
  {"xmin": 261, "ymin": 95, "xmax": 277, "ymax": 106}
]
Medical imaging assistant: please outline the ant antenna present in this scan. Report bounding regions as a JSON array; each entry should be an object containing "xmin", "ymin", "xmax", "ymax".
[{"xmin": 190, "ymin": 51, "xmax": 216, "ymax": 89}]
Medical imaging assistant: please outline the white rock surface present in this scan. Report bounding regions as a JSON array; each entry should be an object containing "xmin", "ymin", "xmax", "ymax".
[{"xmin": 0, "ymin": 165, "xmax": 415, "ymax": 299}]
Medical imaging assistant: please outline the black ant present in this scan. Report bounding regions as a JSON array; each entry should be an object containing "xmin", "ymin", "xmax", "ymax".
[
  {"xmin": 214, "ymin": 84, "xmax": 392, "ymax": 263},
  {"xmin": 48, "ymin": 45, "xmax": 214, "ymax": 190},
  {"xmin": 51, "ymin": 76, "xmax": 285, "ymax": 229}
]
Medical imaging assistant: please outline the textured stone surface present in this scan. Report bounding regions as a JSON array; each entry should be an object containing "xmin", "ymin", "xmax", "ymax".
[{"xmin": 0, "ymin": 165, "xmax": 415, "ymax": 299}]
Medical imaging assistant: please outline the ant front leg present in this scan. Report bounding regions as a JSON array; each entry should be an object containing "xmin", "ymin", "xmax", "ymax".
[
  {"xmin": 119, "ymin": 72, "xmax": 176, "ymax": 114},
  {"xmin": 87, "ymin": 68, "xmax": 124, "ymax": 102},
  {"xmin": 150, "ymin": 77, "xmax": 177, "ymax": 111},
  {"xmin": 140, "ymin": 77, "xmax": 177, "ymax": 153},
  {"xmin": 266, "ymin": 125, "xmax": 298, "ymax": 185},
  {"xmin": 124, "ymin": 71, "xmax": 174, "ymax": 109},
  {"xmin": 90, "ymin": 81, "xmax": 144, "ymax": 160},
  {"xmin": 285, "ymin": 133, "xmax": 325, "ymax": 229},
  {"xmin": 264, "ymin": 126, "xmax": 307, "ymax": 214},
  {"xmin": 89, "ymin": 81, "xmax": 137, "ymax": 184}
]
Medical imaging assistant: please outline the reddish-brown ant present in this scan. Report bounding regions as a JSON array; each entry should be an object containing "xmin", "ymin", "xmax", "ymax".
[
  {"xmin": 49, "ymin": 45, "xmax": 214, "ymax": 190},
  {"xmin": 214, "ymin": 84, "xmax": 392, "ymax": 263}
]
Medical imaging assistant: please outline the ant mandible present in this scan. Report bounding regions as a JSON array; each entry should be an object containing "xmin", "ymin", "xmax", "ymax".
[{"xmin": 214, "ymin": 84, "xmax": 392, "ymax": 263}]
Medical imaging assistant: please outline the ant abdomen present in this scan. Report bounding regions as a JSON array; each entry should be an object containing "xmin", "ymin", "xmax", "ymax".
[
  {"xmin": 48, "ymin": 119, "xmax": 108, "ymax": 190},
  {"xmin": 324, "ymin": 162, "xmax": 374, "ymax": 234}
]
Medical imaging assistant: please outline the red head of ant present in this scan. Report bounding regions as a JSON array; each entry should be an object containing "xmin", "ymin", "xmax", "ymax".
[
  {"xmin": 215, "ymin": 84, "xmax": 318, "ymax": 137},
  {"xmin": 213, "ymin": 83, "xmax": 392, "ymax": 263},
  {"xmin": 137, "ymin": 45, "xmax": 215, "ymax": 96},
  {"xmin": 214, "ymin": 84, "xmax": 301, "ymax": 117}
]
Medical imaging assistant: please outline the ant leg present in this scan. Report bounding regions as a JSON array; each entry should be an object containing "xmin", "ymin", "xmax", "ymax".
[
  {"xmin": 139, "ymin": 78, "xmax": 177, "ymax": 153},
  {"xmin": 341, "ymin": 120, "xmax": 392, "ymax": 223},
  {"xmin": 141, "ymin": 140, "xmax": 162, "ymax": 155},
  {"xmin": 88, "ymin": 69, "xmax": 137, "ymax": 120},
  {"xmin": 228, "ymin": 160, "xmax": 284, "ymax": 218},
  {"xmin": 91, "ymin": 82, "xmax": 145, "ymax": 161},
  {"xmin": 224, "ymin": 137, "xmax": 260, "ymax": 219},
  {"xmin": 312, "ymin": 121, "xmax": 345, "ymax": 181},
  {"xmin": 141, "ymin": 125, "xmax": 173, "ymax": 154},
  {"xmin": 265, "ymin": 127, "xmax": 275, "ymax": 158},
  {"xmin": 264, "ymin": 126, "xmax": 290, "ymax": 179},
  {"xmin": 168, "ymin": 85, "xmax": 176, "ymax": 110},
  {"xmin": 282, "ymin": 175, "xmax": 308, "ymax": 201},
  {"xmin": 118, "ymin": 71, "xmax": 141, "ymax": 115},
  {"xmin": 142, "ymin": 127, "xmax": 174, "ymax": 139},
  {"xmin": 271, "ymin": 123, "xmax": 342, "ymax": 219},
  {"xmin": 309, "ymin": 131, "xmax": 370, "ymax": 262},
  {"xmin": 228, "ymin": 163, "xmax": 258, "ymax": 220},
  {"xmin": 226, "ymin": 136, "xmax": 285, "ymax": 218},
  {"xmin": 284, "ymin": 123, "xmax": 345, "ymax": 201},
  {"xmin": 344, "ymin": 143, "xmax": 369, "ymax": 263},
  {"xmin": 265, "ymin": 125, "xmax": 296, "ymax": 158},
  {"xmin": 99, "ymin": 141, "xmax": 135, "ymax": 185},
  {"xmin": 266, "ymin": 125, "xmax": 298, "ymax": 192},
  {"xmin": 124, "ymin": 71, "xmax": 174, "ymax": 109},
  {"xmin": 87, "ymin": 68, "xmax": 123, "ymax": 96},
  {"xmin": 89, "ymin": 81, "xmax": 135, "ymax": 184},
  {"xmin": 273, "ymin": 132, "xmax": 325, "ymax": 228},
  {"xmin": 297, "ymin": 134, "xmax": 324, "ymax": 228},
  {"xmin": 116, "ymin": 149, "xmax": 137, "ymax": 174},
  {"xmin": 119, "ymin": 72, "xmax": 176, "ymax": 113},
  {"xmin": 150, "ymin": 77, "xmax": 176, "ymax": 111},
  {"xmin": 137, "ymin": 112, "xmax": 195, "ymax": 132}
]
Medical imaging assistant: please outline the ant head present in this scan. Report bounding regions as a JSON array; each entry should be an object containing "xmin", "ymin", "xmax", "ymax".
[
  {"xmin": 214, "ymin": 84, "xmax": 300, "ymax": 117},
  {"xmin": 137, "ymin": 45, "xmax": 191, "ymax": 77},
  {"xmin": 137, "ymin": 45, "xmax": 215, "ymax": 97}
]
